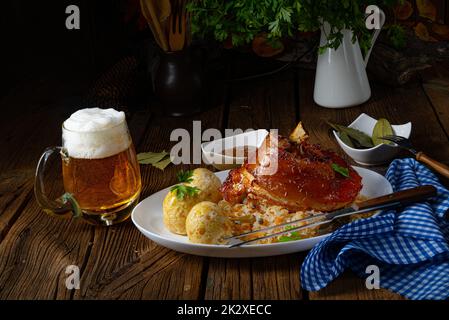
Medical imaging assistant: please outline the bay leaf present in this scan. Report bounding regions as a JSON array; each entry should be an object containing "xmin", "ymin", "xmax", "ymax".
[
  {"xmin": 339, "ymin": 131, "xmax": 355, "ymax": 148},
  {"xmin": 137, "ymin": 151, "xmax": 168, "ymax": 164},
  {"xmin": 152, "ymin": 156, "xmax": 172, "ymax": 170},
  {"xmin": 372, "ymin": 118, "xmax": 394, "ymax": 146},
  {"xmin": 327, "ymin": 121, "xmax": 374, "ymax": 148}
]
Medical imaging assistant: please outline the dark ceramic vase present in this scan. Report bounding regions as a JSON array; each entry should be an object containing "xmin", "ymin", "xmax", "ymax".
[{"xmin": 153, "ymin": 50, "xmax": 203, "ymax": 116}]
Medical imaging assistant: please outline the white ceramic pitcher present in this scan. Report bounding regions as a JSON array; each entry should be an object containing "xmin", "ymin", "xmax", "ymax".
[{"xmin": 314, "ymin": 11, "xmax": 385, "ymax": 108}]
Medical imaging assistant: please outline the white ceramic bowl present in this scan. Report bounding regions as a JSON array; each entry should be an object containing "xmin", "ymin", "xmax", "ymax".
[
  {"xmin": 201, "ymin": 129, "xmax": 269, "ymax": 170},
  {"xmin": 333, "ymin": 113, "xmax": 412, "ymax": 166}
]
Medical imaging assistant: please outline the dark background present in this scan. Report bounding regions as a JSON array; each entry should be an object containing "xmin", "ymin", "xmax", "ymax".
[
  {"xmin": 0, "ymin": 0, "xmax": 136, "ymax": 101},
  {"xmin": 3, "ymin": 0, "xmax": 449, "ymax": 110}
]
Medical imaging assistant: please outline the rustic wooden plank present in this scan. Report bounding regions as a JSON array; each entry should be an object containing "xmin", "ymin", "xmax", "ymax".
[
  {"xmin": 309, "ymin": 271, "xmax": 406, "ymax": 300},
  {"xmin": 0, "ymin": 190, "xmax": 94, "ymax": 299},
  {"xmin": 0, "ymin": 170, "xmax": 34, "ymax": 242},
  {"xmin": 205, "ymin": 258, "xmax": 252, "ymax": 300},
  {"xmin": 205, "ymin": 68, "xmax": 303, "ymax": 300},
  {"xmin": 251, "ymin": 254, "xmax": 302, "ymax": 300},
  {"xmin": 72, "ymin": 226, "xmax": 204, "ymax": 300},
  {"xmin": 298, "ymin": 69, "xmax": 449, "ymax": 300},
  {"xmin": 74, "ymin": 91, "xmax": 226, "ymax": 299},
  {"xmin": 420, "ymin": 62, "xmax": 449, "ymax": 139},
  {"xmin": 227, "ymin": 71, "xmax": 298, "ymax": 135}
]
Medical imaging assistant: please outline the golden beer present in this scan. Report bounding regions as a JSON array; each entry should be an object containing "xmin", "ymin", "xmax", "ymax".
[
  {"xmin": 35, "ymin": 108, "xmax": 142, "ymax": 226},
  {"xmin": 62, "ymin": 145, "xmax": 141, "ymax": 224}
]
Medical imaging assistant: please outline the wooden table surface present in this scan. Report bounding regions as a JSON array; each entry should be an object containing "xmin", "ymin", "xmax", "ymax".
[{"xmin": 1, "ymin": 53, "xmax": 448, "ymax": 300}]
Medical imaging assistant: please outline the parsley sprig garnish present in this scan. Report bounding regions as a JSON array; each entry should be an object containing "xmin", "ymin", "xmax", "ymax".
[
  {"xmin": 170, "ymin": 170, "xmax": 200, "ymax": 200},
  {"xmin": 331, "ymin": 163, "xmax": 349, "ymax": 178},
  {"xmin": 278, "ymin": 232, "xmax": 302, "ymax": 242},
  {"xmin": 170, "ymin": 184, "xmax": 200, "ymax": 200},
  {"xmin": 278, "ymin": 225, "xmax": 302, "ymax": 242},
  {"xmin": 176, "ymin": 170, "xmax": 194, "ymax": 183}
]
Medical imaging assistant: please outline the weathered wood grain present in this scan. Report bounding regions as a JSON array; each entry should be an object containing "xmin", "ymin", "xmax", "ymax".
[
  {"xmin": 0, "ymin": 192, "xmax": 94, "ymax": 299},
  {"xmin": 205, "ymin": 258, "xmax": 252, "ymax": 300},
  {"xmin": 420, "ymin": 63, "xmax": 449, "ymax": 139},
  {"xmin": 73, "ymin": 226, "xmax": 204, "ymax": 300},
  {"xmin": 309, "ymin": 271, "xmax": 407, "ymax": 300},
  {"xmin": 0, "ymin": 170, "xmax": 34, "ymax": 242},
  {"xmin": 251, "ymin": 254, "xmax": 302, "ymax": 300}
]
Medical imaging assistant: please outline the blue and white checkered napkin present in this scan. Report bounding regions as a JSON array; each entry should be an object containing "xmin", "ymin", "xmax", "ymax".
[{"xmin": 301, "ymin": 158, "xmax": 449, "ymax": 300}]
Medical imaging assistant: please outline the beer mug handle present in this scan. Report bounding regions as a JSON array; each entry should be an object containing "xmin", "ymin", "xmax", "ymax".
[{"xmin": 34, "ymin": 146, "xmax": 82, "ymax": 218}]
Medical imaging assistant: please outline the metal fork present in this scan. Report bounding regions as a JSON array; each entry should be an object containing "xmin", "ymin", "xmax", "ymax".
[
  {"xmin": 381, "ymin": 135, "xmax": 449, "ymax": 179},
  {"xmin": 225, "ymin": 185, "xmax": 437, "ymax": 247}
]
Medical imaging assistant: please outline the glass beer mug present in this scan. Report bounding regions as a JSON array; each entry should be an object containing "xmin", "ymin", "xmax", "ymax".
[{"xmin": 35, "ymin": 108, "xmax": 142, "ymax": 226}]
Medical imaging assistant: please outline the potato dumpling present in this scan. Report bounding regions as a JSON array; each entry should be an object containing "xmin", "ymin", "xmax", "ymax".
[
  {"xmin": 186, "ymin": 201, "xmax": 233, "ymax": 244},
  {"xmin": 163, "ymin": 190, "xmax": 199, "ymax": 235},
  {"xmin": 163, "ymin": 168, "xmax": 223, "ymax": 236},
  {"xmin": 189, "ymin": 168, "xmax": 222, "ymax": 203}
]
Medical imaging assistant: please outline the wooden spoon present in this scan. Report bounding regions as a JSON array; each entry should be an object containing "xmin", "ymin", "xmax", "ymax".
[{"xmin": 140, "ymin": 0, "xmax": 169, "ymax": 52}]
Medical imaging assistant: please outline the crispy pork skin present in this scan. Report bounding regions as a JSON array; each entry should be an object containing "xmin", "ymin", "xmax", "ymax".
[{"xmin": 220, "ymin": 135, "xmax": 362, "ymax": 212}]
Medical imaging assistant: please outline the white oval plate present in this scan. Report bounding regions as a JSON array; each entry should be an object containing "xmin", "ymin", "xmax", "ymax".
[{"xmin": 132, "ymin": 167, "xmax": 392, "ymax": 258}]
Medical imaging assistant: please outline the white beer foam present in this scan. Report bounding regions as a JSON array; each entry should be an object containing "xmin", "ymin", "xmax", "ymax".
[{"xmin": 62, "ymin": 108, "xmax": 131, "ymax": 159}]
